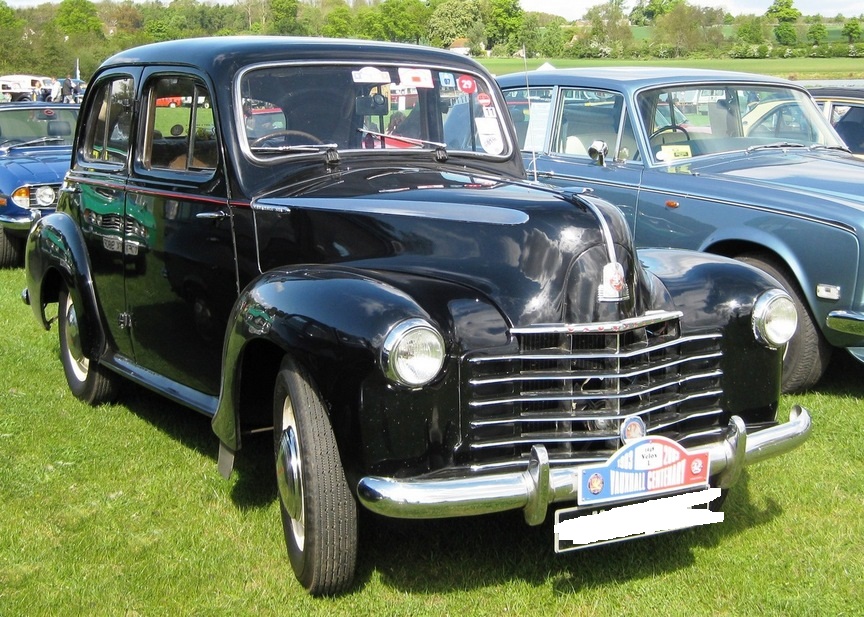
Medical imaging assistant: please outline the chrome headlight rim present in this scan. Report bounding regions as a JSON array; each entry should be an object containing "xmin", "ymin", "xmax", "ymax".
[
  {"xmin": 380, "ymin": 318, "xmax": 446, "ymax": 388},
  {"xmin": 35, "ymin": 185, "xmax": 56, "ymax": 207},
  {"xmin": 752, "ymin": 288, "xmax": 798, "ymax": 349}
]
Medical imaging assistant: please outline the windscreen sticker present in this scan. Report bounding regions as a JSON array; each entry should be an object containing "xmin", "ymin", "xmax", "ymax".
[
  {"xmin": 352, "ymin": 67, "xmax": 391, "ymax": 84},
  {"xmin": 475, "ymin": 117, "xmax": 504, "ymax": 155},
  {"xmin": 398, "ymin": 68, "xmax": 434, "ymax": 89},
  {"xmin": 476, "ymin": 92, "xmax": 492, "ymax": 106},
  {"xmin": 439, "ymin": 72, "xmax": 456, "ymax": 89},
  {"xmin": 457, "ymin": 75, "xmax": 477, "ymax": 94},
  {"xmin": 482, "ymin": 106, "xmax": 498, "ymax": 119},
  {"xmin": 657, "ymin": 144, "xmax": 692, "ymax": 161}
]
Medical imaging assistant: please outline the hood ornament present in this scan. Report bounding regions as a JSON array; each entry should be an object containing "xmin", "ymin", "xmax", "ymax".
[
  {"xmin": 598, "ymin": 261, "xmax": 630, "ymax": 303},
  {"xmin": 559, "ymin": 189, "xmax": 629, "ymax": 303}
]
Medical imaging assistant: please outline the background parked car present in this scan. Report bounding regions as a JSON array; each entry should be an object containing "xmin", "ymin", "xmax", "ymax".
[
  {"xmin": 498, "ymin": 66, "xmax": 864, "ymax": 393},
  {"xmin": 809, "ymin": 86, "xmax": 864, "ymax": 158},
  {"xmin": 0, "ymin": 101, "xmax": 79, "ymax": 267}
]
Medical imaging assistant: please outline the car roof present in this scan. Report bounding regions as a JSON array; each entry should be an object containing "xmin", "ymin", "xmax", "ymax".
[
  {"xmin": 808, "ymin": 87, "xmax": 864, "ymax": 100},
  {"xmin": 496, "ymin": 66, "xmax": 799, "ymax": 93},
  {"xmin": 101, "ymin": 35, "xmax": 487, "ymax": 76}
]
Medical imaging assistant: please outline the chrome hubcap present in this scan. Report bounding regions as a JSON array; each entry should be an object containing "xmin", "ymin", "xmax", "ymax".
[
  {"xmin": 276, "ymin": 397, "xmax": 305, "ymax": 549},
  {"xmin": 64, "ymin": 295, "xmax": 89, "ymax": 382}
]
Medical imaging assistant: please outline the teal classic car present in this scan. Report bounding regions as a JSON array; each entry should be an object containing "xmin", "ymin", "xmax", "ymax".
[{"xmin": 498, "ymin": 67, "xmax": 864, "ymax": 393}]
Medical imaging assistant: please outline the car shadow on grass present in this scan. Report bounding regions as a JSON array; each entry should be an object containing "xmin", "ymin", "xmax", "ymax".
[
  {"xmin": 349, "ymin": 468, "xmax": 780, "ymax": 594},
  {"xmin": 119, "ymin": 382, "xmax": 279, "ymax": 509},
  {"xmin": 116, "ymin": 353, "xmax": 861, "ymax": 596}
]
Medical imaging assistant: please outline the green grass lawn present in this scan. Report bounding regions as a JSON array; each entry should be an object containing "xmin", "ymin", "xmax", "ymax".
[{"xmin": 1, "ymin": 266, "xmax": 862, "ymax": 615}]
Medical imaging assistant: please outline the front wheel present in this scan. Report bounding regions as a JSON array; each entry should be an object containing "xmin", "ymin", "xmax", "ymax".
[
  {"xmin": 738, "ymin": 254, "xmax": 832, "ymax": 393},
  {"xmin": 0, "ymin": 228, "xmax": 23, "ymax": 268},
  {"xmin": 58, "ymin": 287, "xmax": 119, "ymax": 405},
  {"xmin": 273, "ymin": 356, "xmax": 358, "ymax": 595}
]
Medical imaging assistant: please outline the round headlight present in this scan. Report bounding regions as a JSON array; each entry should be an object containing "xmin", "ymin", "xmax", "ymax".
[
  {"xmin": 381, "ymin": 318, "xmax": 445, "ymax": 387},
  {"xmin": 35, "ymin": 186, "xmax": 56, "ymax": 207},
  {"xmin": 752, "ymin": 289, "xmax": 797, "ymax": 348}
]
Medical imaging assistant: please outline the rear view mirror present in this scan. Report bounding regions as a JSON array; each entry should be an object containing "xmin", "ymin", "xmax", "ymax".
[{"xmin": 356, "ymin": 94, "xmax": 388, "ymax": 117}]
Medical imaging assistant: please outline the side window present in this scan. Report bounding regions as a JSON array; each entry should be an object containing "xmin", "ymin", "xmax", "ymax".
[
  {"xmin": 143, "ymin": 76, "xmax": 216, "ymax": 172},
  {"xmin": 553, "ymin": 89, "xmax": 624, "ymax": 159},
  {"xmin": 501, "ymin": 88, "xmax": 552, "ymax": 151},
  {"xmin": 81, "ymin": 77, "xmax": 134, "ymax": 164}
]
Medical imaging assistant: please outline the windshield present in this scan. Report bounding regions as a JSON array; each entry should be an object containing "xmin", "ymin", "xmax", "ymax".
[
  {"xmin": 237, "ymin": 63, "xmax": 509, "ymax": 159},
  {"xmin": 636, "ymin": 84, "xmax": 844, "ymax": 163},
  {"xmin": 0, "ymin": 106, "xmax": 78, "ymax": 147}
]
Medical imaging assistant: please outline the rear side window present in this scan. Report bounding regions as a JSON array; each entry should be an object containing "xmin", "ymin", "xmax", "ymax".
[
  {"xmin": 81, "ymin": 77, "xmax": 134, "ymax": 164},
  {"xmin": 142, "ymin": 76, "xmax": 216, "ymax": 172}
]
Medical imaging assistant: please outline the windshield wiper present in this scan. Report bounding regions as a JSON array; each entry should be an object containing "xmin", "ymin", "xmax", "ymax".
[
  {"xmin": 357, "ymin": 128, "xmax": 448, "ymax": 161},
  {"xmin": 1, "ymin": 136, "xmax": 65, "ymax": 150},
  {"xmin": 746, "ymin": 142, "xmax": 808, "ymax": 153},
  {"xmin": 251, "ymin": 142, "xmax": 338, "ymax": 154},
  {"xmin": 809, "ymin": 144, "xmax": 851, "ymax": 153}
]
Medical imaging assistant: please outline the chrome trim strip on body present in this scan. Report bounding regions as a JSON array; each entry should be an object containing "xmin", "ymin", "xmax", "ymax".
[
  {"xmin": 533, "ymin": 170, "xmax": 858, "ymax": 235},
  {"xmin": 356, "ymin": 405, "xmax": 812, "ymax": 523},
  {"xmin": 826, "ymin": 310, "xmax": 864, "ymax": 336}
]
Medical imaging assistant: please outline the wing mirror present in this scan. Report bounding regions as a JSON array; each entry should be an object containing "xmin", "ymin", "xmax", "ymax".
[{"xmin": 588, "ymin": 140, "xmax": 608, "ymax": 167}]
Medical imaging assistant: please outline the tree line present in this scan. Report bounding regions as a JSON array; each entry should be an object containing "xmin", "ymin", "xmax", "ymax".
[{"xmin": 1, "ymin": 0, "xmax": 863, "ymax": 81}]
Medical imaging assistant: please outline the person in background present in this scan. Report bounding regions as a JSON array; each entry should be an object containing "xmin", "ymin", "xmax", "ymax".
[
  {"xmin": 50, "ymin": 77, "xmax": 62, "ymax": 102},
  {"xmin": 62, "ymin": 75, "xmax": 74, "ymax": 103}
]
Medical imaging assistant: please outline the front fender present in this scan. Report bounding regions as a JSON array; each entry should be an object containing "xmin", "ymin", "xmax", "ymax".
[
  {"xmin": 25, "ymin": 211, "xmax": 105, "ymax": 356},
  {"xmin": 639, "ymin": 247, "xmax": 785, "ymax": 415},
  {"xmin": 698, "ymin": 214, "xmax": 861, "ymax": 341},
  {"xmin": 212, "ymin": 266, "xmax": 445, "ymax": 453}
]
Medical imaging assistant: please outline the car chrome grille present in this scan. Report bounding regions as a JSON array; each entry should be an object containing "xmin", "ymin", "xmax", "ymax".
[{"xmin": 462, "ymin": 311, "xmax": 724, "ymax": 470}]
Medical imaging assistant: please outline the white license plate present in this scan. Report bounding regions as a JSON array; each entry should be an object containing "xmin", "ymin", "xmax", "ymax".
[{"xmin": 554, "ymin": 488, "xmax": 724, "ymax": 552}]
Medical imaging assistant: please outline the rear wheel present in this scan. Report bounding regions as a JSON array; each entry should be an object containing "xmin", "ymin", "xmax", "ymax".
[
  {"xmin": 0, "ymin": 228, "xmax": 23, "ymax": 268},
  {"xmin": 738, "ymin": 254, "xmax": 832, "ymax": 393},
  {"xmin": 58, "ymin": 287, "xmax": 119, "ymax": 405},
  {"xmin": 273, "ymin": 356, "xmax": 358, "ymax": 595}
]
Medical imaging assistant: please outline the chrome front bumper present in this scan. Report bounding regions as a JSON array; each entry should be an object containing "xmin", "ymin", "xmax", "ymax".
[
  {"xmin": 0, "ymin": 209, "xmax": 41, "ymax": 231},
  {"xmin": 356, "ymin": 405, "xmax": 812, "ymax": 525}
]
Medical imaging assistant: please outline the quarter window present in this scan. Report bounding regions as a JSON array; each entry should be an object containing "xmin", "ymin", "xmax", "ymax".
[
  {"xmin": 81, "ymin": 77, "xmax": 135, "ymax": 164},
  {"xmin": 143, "ymin": 77, "xmax": 216, "ymax": 171}
]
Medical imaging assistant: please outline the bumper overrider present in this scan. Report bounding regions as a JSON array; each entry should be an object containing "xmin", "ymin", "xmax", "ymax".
[{"xmin": 357, "ymin": 405, "xmax": 811, "ymax": 525}]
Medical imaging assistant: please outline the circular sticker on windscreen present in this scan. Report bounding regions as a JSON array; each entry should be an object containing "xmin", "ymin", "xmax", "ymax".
[
  {"xmin": 477, "ymin": 92, "xmax": 492, "ymax": 106},
  {"xmin": 457, "ymin": 75, "xmax": 477, "ymax": 94}
]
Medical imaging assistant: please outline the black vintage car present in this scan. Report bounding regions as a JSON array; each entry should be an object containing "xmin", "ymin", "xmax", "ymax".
[{"xmin": 23, "ymin": 37, "xmax": 811, "ymax": 595}]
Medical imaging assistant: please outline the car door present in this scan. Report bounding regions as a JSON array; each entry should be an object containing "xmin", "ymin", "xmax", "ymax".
[
  {"xmin": 123, "ymin": 71, "xmax": 233, "ymax": 397},
  {"xmin": 504, "ymin": 86, "xmax": 644, "ymax": 230},
  {"xmin": 72, "ymin": 70, "xmax": 139, "ymax": 361}
]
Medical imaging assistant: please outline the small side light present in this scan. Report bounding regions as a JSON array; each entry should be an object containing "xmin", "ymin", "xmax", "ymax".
[
  {"xmin": 11, "ymin": 187, "xmax": 30, "ymax": 208},
  {"xmin": 752, "ymin": 289, "xmax": 797, "ymax": 348}
]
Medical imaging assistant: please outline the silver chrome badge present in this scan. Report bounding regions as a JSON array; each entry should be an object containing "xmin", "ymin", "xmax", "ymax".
[
  {"xmin": 620, "ymin": 416, "xmax": 646, "ymax": 444},
  {"xmin": 598, "ymin": 261, "xmax": 630, "ymax": 302}
]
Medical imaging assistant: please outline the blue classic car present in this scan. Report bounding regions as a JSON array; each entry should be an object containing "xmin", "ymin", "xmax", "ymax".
[
  {"xmin": 23, "ymin": 39, "xmax": 811, "ymax": 594},
  {"xmin": 0, "ymin": 102, "xmax": 79, "ymax": 267},
  {"xmin": 497, "ymin": 67, "xmax": 864, "ymax": 393}
]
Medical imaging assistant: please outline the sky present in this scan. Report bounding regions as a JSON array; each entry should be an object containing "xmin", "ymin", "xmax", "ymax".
[{"xmin": 523, "ymin": 0, "xmax": 863, "ymax": 20}]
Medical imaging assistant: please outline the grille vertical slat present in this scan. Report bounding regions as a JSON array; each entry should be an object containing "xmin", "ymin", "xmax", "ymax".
[{"xmin": 462, "ymin": 311, "xmax": 724, "ymax": 469}]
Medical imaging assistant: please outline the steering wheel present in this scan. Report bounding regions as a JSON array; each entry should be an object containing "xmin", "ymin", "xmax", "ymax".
[
  {"xmin": 650, "ymin": 125, "xmax": 690, "ymax": 140},
  {"xmin": 251, "ymin": 130, "xmax": 322, "ymax": 147}
]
